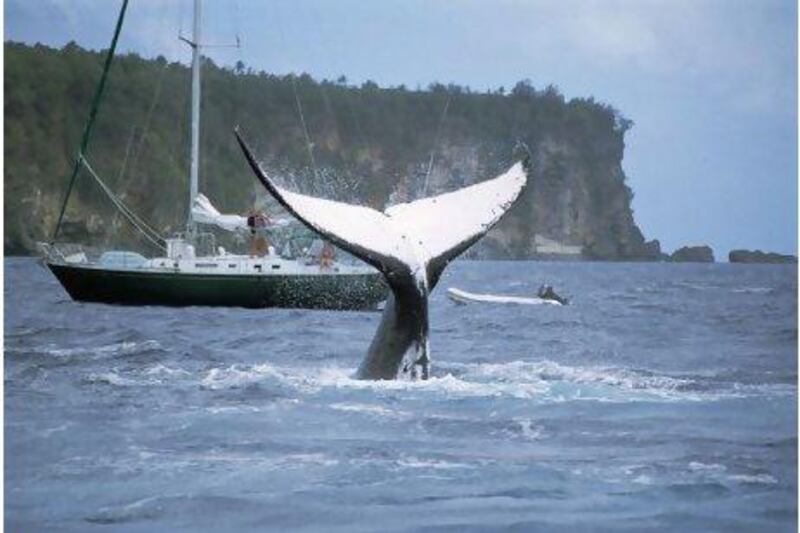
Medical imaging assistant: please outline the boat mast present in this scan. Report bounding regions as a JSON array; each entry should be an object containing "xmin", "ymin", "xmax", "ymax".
[
  {"xmin": 187, "ymin": 0, "xmax": 202, "ymax": 235},
  {"xmin": 50, "ymin": 0, "xmax": 130, "ymax": 245}
]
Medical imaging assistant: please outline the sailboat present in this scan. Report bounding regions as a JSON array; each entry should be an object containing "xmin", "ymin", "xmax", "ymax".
[{"xmin": 39, "ymin": 0, "xmax": 388, "ymax": 311}]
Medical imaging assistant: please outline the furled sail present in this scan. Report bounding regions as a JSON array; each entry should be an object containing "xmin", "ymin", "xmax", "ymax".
[{"xmin": 191, "ymin": 194, "xmax": 291, "ymax": 232}]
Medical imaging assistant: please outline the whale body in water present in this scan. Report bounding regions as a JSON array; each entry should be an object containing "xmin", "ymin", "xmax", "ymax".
[{"xmin": 235, "ymin": 129, "xmax": 528, "ymax": 380}]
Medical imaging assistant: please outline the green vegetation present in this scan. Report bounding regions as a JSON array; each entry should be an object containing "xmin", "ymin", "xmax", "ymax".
[{"xmin": 5, "ymin": 40, "xmax": 658, "ymax": 259}]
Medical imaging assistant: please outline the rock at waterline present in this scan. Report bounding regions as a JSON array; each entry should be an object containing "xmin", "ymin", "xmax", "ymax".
[
  {"xmin": 729, "ymin": 249, "xmax": 797, "ymax": 264},
  {"xmin": 670, "ymin": 245, "xmax": 715, "ymax": 263}
]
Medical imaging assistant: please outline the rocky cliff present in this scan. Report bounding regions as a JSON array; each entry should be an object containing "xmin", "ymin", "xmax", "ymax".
[{"xmin": 5, "ymin": 41, "xmax": 659, "ymax": 260}]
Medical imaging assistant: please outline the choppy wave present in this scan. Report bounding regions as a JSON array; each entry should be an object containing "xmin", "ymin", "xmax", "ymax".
[
  {"xmin": 451, "ymin": 360, "xmax": 692, "ymax": 390},
  {"xmin": 329, "ymin": 402, "xmax": 409, "ymax": 418},
  {"xmin": 515, "ymin": 418, "xmax": 545, "ymax": 440},
  {"xmin": 84, "ymin": 371, "xmax": 137, "ymax": 387},
  {"xmin": 731, "ymin": 287, "xmax": 773, "ymax": 294},
  {"xmin": 85, "ymin": 494, "xmax": 262, "ymax": 525},
  {"xmin": 39, "ymin": 350, "xmax": 793, "ymax": 402},
  {"xmin": 683, "ymin": 463, "xmax": 779, "ymax": 488},
  {"xmin": 688, "ymin": 461, "xmax": 727, "ymax": 473},
  {"xmin": 86, "ymin": 495, "xmax": 167, "ymax": 524},
  {"xmin": 78, "ymin": 363, "xmax": 191, "ymax": 389},
  {"xmin": 727, "ymin": 473, "xmax": 778, "ymax": 485},
  {"xmin": 189, "ymin": 358, "xmax": 792, "ymax": 403},
  {"xmin": 7, "ymin": 258, "xmax": 797, "ymax": 532},
  {"xmin": 7, "ymin": 340, "xmax": 163, "ymax": 362},
  {"xmin": 199, "ymin": 363, "xmax": 546, "ymax": 398},
  {"xmin": 143, "ymin": 364, "xmax": 191, "ymax": 378},
  {"xmin": 5, "ymin": 325, "xmax": 72, "ymax": 339},
  {"xmin": 395, "ymin": 456, "xmax": 471, "ymax": 470},
  {"xmin": 200, "ymin": 363, "xmax": 284, "ymax": 390}
]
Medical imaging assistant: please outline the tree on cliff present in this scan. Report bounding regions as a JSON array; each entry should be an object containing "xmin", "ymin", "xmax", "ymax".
[{"xmin": 4, "ymin": 41, "xmax": 655, "ymax": 260}]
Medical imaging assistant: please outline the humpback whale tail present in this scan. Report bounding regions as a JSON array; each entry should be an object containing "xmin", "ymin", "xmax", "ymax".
[{"xmin": 235, "ymin": 128, "xmax": 528, "ymax": 379}]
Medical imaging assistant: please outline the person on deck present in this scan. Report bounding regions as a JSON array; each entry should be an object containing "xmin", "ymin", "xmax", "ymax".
[
  {"xmin": 538, "ymin": 284, "xmax": 568, "ymax": 305},
  {"xmin": 319, "ymin": 242, "xmax": 335, "ymax": 269},
  {"xmin": 247, "ymin": 209, "xmax": 270, "ymax": 257}
]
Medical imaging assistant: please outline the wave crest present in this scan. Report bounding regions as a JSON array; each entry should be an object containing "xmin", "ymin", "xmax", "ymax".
[{"xmin": 192, "ymin": 359, "xmax": 719, "ymax": 402}]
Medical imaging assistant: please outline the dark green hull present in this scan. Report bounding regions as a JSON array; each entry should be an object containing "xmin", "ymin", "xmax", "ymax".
[{"xmin": 48, "ymin": 263, "xmax": 388, "ymax": 310}]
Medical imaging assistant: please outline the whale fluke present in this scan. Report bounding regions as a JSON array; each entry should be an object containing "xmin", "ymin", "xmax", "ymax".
[{"xmin": 235, "ymin": 128, "xmax": 528, "ymax": 379}]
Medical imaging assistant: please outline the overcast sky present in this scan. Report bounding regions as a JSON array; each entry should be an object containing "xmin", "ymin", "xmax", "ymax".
[{"xmin": 6, "ymin": 0, "xmax": 797, "ymax": 256}]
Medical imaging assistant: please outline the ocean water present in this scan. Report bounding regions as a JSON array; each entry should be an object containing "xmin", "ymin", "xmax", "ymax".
[{"xmin": 5, "ymin": 257, "xmax": 797, "ymax": 532}]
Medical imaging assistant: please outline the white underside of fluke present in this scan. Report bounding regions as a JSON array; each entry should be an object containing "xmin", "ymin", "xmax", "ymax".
[{"xmin": 270, "ymin": 162, "xmax": 527, "ymax": 276}]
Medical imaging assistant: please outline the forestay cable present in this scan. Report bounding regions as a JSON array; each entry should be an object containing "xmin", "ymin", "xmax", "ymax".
[
  {"xmin": 291, "ymin": 75, "xmax": 321, "ymax": 184},
  {"xmin": 51, "ymin": 0, "xmax": 130, "ymax": 244}
]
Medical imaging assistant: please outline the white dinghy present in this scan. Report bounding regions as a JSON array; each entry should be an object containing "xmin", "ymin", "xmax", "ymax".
[{"xmin": 446, "ymin": 287, "xmax": 564, "ymax": 306}]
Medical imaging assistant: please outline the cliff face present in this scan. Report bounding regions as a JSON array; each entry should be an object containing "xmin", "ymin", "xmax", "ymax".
[
  {"xmin": 5, "ymin": 41, "xmax": 658, "ymax": 260},
  {"xmin": 482, "ymin": 131, "xmax": 658, "ymax": 260}
]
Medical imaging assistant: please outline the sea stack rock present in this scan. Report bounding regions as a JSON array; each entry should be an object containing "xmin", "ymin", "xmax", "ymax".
[
  {"xmin": 670, "ymin": 245, "xmax": 715, "ymax": 263},
  {"xmin": 639, "ymin": 239, "xmax": 665, "ymax": 261},
  {"xmin": 729, "ymin": 249, "xmax": 797, "ymax": 264}
]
